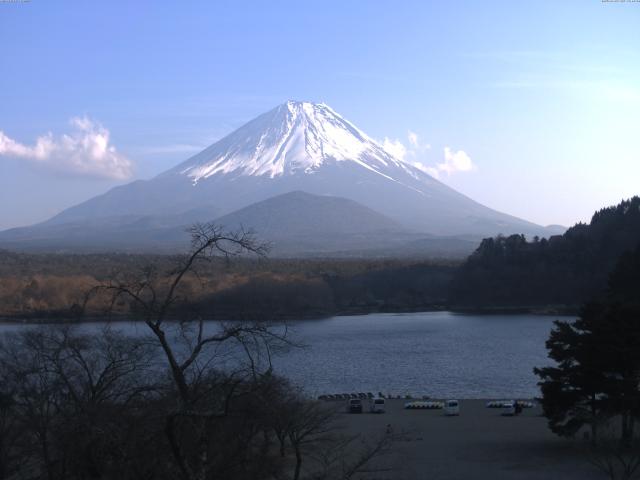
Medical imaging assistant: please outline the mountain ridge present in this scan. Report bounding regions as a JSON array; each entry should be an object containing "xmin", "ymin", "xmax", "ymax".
[
  {"xmin": 0, "ymin": 100, "xmax": 562, "ymax": 253},
  {"xmin": 0, "ymin": 191, "xmax": 478, "ymax": 257}
]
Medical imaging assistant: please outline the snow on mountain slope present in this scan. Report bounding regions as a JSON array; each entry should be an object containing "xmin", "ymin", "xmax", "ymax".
[{"xmin": 177, "ymin": 101, "xmax": 415, "ymax": 182}]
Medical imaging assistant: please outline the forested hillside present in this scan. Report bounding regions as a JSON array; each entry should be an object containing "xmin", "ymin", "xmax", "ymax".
[
  {"xmin": 0, "ymin": 252, "xmax": 455, "ymax": 320},
  {"xmin": 450, "ymin": 197, "xmax": 640, "ymax": 309}
]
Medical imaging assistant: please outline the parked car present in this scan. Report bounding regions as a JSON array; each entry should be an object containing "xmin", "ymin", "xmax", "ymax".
[
  {"xmin": 369, "ymin": 397, "xmax": 386, "ymax": 413},
  {"xmin": 444, "ymin": 399, "xmax": 460, "ymax": 416},
  {"xmin": 348, "ymin": 398, "xmax": 363, "ymax": 413},
  {"xmin": 501, "ymin": 401, "xmax": 516, "ymax": 416}
]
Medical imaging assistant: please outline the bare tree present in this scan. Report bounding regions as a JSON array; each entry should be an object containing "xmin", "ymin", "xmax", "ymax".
[
  {"xmin": 266, "ymin": 389, "xmax": 396, "ymax": 480},
  {"xmin": 588, "ymin": 422, "xmax": 640, "ymax": 480},
  {"xmin": 310, "ymin": 431, "xmax": 397, "ymax": 480},
  {"xmin": 84, "ymin": 223, "xmax": 297, "ymax": 480},
  {"xmin": 0, "ymin": 326, "xmax": 158, "ymax": 480},
  {"xmin": 1, "ymin": 224, "xmax": 396, "ymax": 480},
  {"xmin": 85, "ymin": 224, "xmax": 278, "ymax": 402},
  {"xmin": 1, "ymin": 329, "xmax": 66, "ymax": 480},
  {"xmin": 0, "ymin": 385, "xmax": 20, "ymax": 480},
  {"xmin": 286, "ymin": 399, "xmax": 337, "ymax": 480}
]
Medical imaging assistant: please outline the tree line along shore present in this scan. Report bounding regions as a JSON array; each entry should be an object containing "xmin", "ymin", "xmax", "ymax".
[{"xmin": 0, "ymin": 196, "xmax": 639, "ymax": 322}]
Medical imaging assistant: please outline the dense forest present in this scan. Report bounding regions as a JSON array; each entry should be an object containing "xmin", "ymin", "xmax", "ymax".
[
  {"xmin": 450, "ymin": 196, "xmax": 640, "ymax": 310},
  {"xmin": 0, "ymin": 251, "xmax": 456, "ymax": 320}
]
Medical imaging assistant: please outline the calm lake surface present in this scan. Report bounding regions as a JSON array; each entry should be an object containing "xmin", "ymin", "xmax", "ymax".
[
  {"xmin": 272, "ymin": 312, "xmax": 568, "ymax": 398},
  {"xmin": 0, "ymin": 312, "xmax": 570, "ymax": 399}
]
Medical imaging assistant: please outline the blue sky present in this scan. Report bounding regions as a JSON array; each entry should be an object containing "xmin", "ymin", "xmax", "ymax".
[{"xmin": 1, "ymin": 0, "xmax": 639, "ymax": 229}]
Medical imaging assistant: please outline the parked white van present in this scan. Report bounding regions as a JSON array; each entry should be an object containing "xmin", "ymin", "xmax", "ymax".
[
  {"xmin": 501, "ymin": 401, "xmax": 516, "ymax": 416},
  {"xmin": 369, "ymin": 397, "xmax": 386, "ymax": 413},
  {"xmin": 444, "ymin": 399, "xmax": 460, "ymax": 416}
]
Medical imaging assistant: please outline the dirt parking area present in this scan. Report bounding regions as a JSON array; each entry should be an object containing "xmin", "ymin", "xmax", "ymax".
[{"xmin": 334, "ymin": 399, "xmax": 602, "ymax": 479}]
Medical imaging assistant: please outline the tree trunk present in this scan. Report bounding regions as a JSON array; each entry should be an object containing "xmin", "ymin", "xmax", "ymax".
[
  {"xmin": 164, "ymin": 415, "xmax": 192, "ymax": 480},
  {"xmin": 293, "ymin": 444, "xmax": 302, "ymax": 480},
  {"xmin": 278, "ymin": 433, "xmax": 286, "ymax": 457},
  {"xmin": 195, "ymin": 428, "xmax": 208, "ymax": 480},
  {"xmin": 39, "ymin": 431, "xmax": 55, "ymax": 480},
  {"xmin": 260, "ymin": 429, "xmax": 271, "ymax": 456},
  {"xmin": 590, "ymin": 394, "xmax": 598, "ymax": 444},
  {"xmin": 149, "ymin": 323, "xmax": 190, "ymax": 405},
  {"xmin": 621, "ymin": 413, "xmax": 632, "ymax": 446}
]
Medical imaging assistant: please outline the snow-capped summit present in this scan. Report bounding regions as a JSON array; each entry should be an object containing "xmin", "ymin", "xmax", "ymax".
[{"xmin": 176, "ymin": 101, "xmax": 413, "ymax": 182}]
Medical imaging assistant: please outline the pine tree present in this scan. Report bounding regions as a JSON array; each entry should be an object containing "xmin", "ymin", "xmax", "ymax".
[{"xmin": 534, "ymin": 244, "xmax": 640, "ymax": 443}]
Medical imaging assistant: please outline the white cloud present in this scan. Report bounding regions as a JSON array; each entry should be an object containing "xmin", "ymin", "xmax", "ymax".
[
  {"xmin": 381, "ymin": 131, "xmax": 473, "ymax": 179},
  {"xmin": 408, "ymin": 130, "xmax": 419, "ymax": 147},
  {"xmin": 382, "ymin": 130, "xmax": 432, "ymax": 162},
  {"xmin": 440, "ymin": 147, "xmax": 474, "ymax": 174},
  {"xmin": 0, "ymin": 117, "xmax": 132, "ymax": 180},
  {"xmin": 413, "ymin": 147, "xmax": 475, "ymax": 179},
  {"xmin": 382, "ymin": 137, "xmax": 407, "ymax": 161},
  {"xmin": 411, "ymin": 162, "xmax": 439, "ymax": 177}
]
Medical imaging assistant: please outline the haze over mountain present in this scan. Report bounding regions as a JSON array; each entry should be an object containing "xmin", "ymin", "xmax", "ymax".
[
  {"xmin": 213, "ymin": 191, "xmax": 479, "ymax": 257},
  {"xmin": 0, "ymin": 101, "xmax": 562, "ymax": 255}
]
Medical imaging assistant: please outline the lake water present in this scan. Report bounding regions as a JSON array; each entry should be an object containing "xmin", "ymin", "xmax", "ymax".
[
  {"xmin": 273, "ymin": 312, "xmax": 567, "ymax": 399},
  {"xmin": 0, "ymin": 312, "xmax": 569, "ymax": 399}
]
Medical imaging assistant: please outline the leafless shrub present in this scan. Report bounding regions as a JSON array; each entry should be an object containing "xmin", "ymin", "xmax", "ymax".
[{"xmin": 588, "ymin": 421, "xmax": 640, "ymax": 480}]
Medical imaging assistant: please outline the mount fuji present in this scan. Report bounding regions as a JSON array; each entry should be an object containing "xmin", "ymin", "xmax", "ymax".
[{"xmin": 0, "ymin": 101, "xmax": 561, "ymax": 255}]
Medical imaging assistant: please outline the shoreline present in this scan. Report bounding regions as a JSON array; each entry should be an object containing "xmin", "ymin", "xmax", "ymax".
[{"xmin": 0, "ymin": 304, "xmax": 578, "ymax": 325}]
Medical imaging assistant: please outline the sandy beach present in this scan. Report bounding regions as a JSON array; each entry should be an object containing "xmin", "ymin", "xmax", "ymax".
[{"xmin": 335, "ymin": 399, "xmax": 602, "ymax": 480}]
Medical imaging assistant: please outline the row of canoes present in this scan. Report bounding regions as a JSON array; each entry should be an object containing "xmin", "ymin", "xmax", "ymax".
[
  {"xmin": 318, "ymin": 396, "xmax": 536, "ymax": 409},
  {"xmin": 319, "ymin": 393, "xmax": 432, "ymax": 401},
  {"xmin": 486, "ymin": 400, "xmax": 535, "ymax": 408},
  {"xmin": 404, "ymin": 400, "xmax": 537, "ymax": 409},
  {"xmin": 318, "ymin": 393, "xmax": 375, "ymax": 401},
  {"xmin": 404, "ymin": 401, "xmax": 444, "ymax": 409}
]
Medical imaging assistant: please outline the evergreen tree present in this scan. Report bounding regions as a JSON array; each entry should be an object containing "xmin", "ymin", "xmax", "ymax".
[
  {"xmin": 534, "ymin": 302, "xmax": 610, "ymax": 441},
  {"xmin": 452, "ymin": 196, "xmax": 640, "ymax": 308},
  {"xmin": 534, "ymin": 244, "xmax": 640, "ymax": 443}
]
